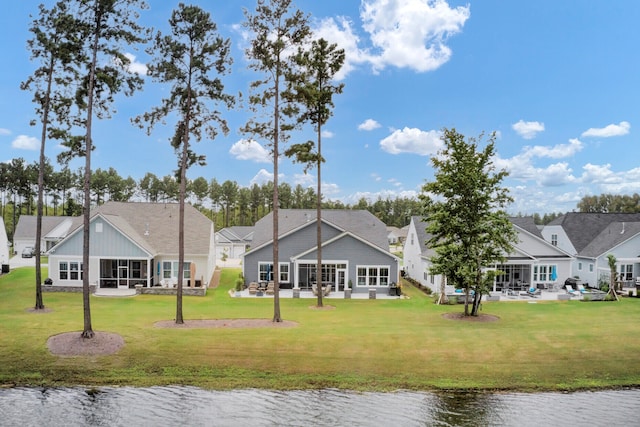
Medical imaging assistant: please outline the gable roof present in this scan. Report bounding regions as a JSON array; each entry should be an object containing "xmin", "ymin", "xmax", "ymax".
[
  {"xmin": 410, "ymin": 215, "xmax": 563, "ymax": 259},
  {"xmin": 578, "ymin": 221, "xmax": 640, "ymax": 258},
  {"xmin": 250, "ymin": 209, "xmax": 389, "ymax": 250},
  {"xmin": 14, "ymin": 215, "xmax": 69, "ymax": 240},
  {"xmin": 548, "ymin": 212, "xmax": 640, "ymax": 253},
  {"xmin": 64, "ymin": 201, "xmax": 213, "ymax": 255},
  {"xmin": 216, "ymin": 226, "xmax": 254, "ymax": 244},
  {"xmin": 509, "ymin": 216, "xmax": 543, "ymax": 238}
]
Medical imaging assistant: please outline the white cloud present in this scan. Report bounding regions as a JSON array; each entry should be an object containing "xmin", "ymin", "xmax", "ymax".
[
  {"xmin": 114, "ymin": 53, "xmax": 147, "ymax": 75},
  {"xmin": 525, "ymin": 138, "xmax": 583, "ymax": 159},
  {"xmin": 249, "ymin": 169, "xmax": 274, "ymax": 186},
  {"xmin": 0, "ymin": 128, "xmax": 10, "ymax": 136},
  {"xmin": 315, "ymin": 0, "xmax": 470, "ymax": 77},
  {"xmin": 322, "ymin": 130, "xmax": 335, "ymax": 139},
  {"xmin": 581, "ymin": 121, "xmax": 630, "ymax": 138},
  {"xmin": 11, "ymin": 135, "xmax": 39, "ymax": 150},
  {"xmin": 371, "ymin": 173, "xmax": 382, "ymax": 182},
  {"xmin": 229, "ymin": 139, "xmax": 271, "ymax": 163},
  {"xmin": 538, "ymin": 162, "xmax": 575, "ymax": 186},
  {"xmin": 512, "ymin": 120, "xmax": 545, "ymax": 139},
  {"xmin": 315, "ymin": 16, "xmax": 367, "ymax": 80},
  {"xmin": 358, "ymin": 119, "xmax": 381, "ymax": 131},
  {"xmin": 379, "ymin": 127, "xmax": 442, "ymax": 155},
  {"xmin": 361, "ymin": 0, "xmax": 470, "ymax": 73}
]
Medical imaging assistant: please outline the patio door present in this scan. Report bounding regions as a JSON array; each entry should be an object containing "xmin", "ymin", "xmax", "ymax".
[
  {"xmin": 118, "ymin": 260, "xmax": 129, "ymax": 289},
  {"xmin": 337, "ymin": 266, "xmax": 347, "ymax": 291}
]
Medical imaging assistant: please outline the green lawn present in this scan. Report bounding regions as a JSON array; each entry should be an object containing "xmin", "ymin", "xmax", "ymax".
[{"xmin": 1, "ymin": 266, "xmax": 640, "ymax": 391}]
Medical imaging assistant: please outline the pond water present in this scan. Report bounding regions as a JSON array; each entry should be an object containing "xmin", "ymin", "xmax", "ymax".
[{"xmin": 0, "ymin": 386, "xmax": 638, "ymax": 426}]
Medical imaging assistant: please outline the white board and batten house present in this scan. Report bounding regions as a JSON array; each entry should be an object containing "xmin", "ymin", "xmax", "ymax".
[{"xmin": 404, "ymin": 216, "xmax": 574, "ymax": 294}]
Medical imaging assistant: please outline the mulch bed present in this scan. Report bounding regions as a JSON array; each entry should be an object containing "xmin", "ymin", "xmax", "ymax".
[
  {"xmin": 47, "ymin": 331, "xmax": 125, "ymax": 357},
  {"xmin": 442, "ymin": 312, "xmax": 500, "ymax": 322}
]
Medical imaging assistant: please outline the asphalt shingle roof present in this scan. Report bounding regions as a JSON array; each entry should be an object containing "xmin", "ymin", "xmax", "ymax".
[
  {"xmin": 549, "ymin": 212, "xmax": 640, "ymax": 253},
  {"xmin": 250, "ymin": 209, "xmax": 388, "ymax": 250},
  {"xmin": 66, "ymin": 201, "xmax": 213, "ymax": 255}
]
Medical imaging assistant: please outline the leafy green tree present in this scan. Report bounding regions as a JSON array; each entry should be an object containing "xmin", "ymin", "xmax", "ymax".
[
  {"xmin": 242, "ymin": 0, "xmax": 311, "ymax": 322},
  {"xmin": 285, "ymin": 38, "xmax": 344, "ymax": 307},
  {"xmin": 136, "ymin": 4, "xmax": 233, "ymax": 324},
  {"xmin": 70, "ymin": 0, "xmax": 148, "ymax": 338},
  {"xmin": 421, "ymin": 128, "xmax": 517, "ymax": 316}
]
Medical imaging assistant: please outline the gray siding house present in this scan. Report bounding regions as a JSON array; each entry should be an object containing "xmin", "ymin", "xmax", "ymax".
[
  {"xmin": 242, "ymin": 209, "xmax": 400, "ymax": 294},
  {"xmin": 48, "ymin": 202, "xmax": 215, "ymax": 290}
]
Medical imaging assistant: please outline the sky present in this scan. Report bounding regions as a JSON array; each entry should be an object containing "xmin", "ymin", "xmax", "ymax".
[{"xmin": 1, "ymin": 0, "xmax": 640, "ymax": 215}]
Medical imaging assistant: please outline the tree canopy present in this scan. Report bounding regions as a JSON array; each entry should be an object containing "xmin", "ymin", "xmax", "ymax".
[{"xmin": 420, "ymin": 128, "xmax": 517, "ymax": 316}]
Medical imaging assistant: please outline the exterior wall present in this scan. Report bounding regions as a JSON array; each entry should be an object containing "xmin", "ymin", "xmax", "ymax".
[
  {"xmin": 574, "ymin": 256, "xmax": 598, "ymax": 286},
  {"xmin": 50, "ymin": 217, "xmax": 149, "ymax": 258},
  {"xmin": 243, "ymin": 221, "xmax": 343, "ymax": 285},
  {"xmin": 0, "ymin": 221, "xmax": 9, "ymax": 266},
  {"xmin": 402, "ymin": 219, "xmax": 437, "ymax": 290},
  {"xmin": 243, "ymin": 222, "xmax": 398, "ymax": 293},
  {"xmin": 298, "ymin": 234, "xmax": 399, "ymax": 294},
  {"xmin": 540, "ymin": 224, "xmax": 576, "ymax": 254}
]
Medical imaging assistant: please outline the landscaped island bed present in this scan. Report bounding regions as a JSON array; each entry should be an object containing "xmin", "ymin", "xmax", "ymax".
[{"xmin": 1, "ymin": 267, "xmax": 639, "ymax": 392}]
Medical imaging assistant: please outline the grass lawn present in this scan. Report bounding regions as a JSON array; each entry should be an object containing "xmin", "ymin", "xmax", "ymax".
[{"xmin": 1, "ymin": 266, "xmax": 640, "ymax": 391}]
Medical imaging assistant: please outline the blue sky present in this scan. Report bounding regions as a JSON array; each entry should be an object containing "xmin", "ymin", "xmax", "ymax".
[{"xmin": 2, "ymin": 0, "xmax": 639, "ymax": 215}]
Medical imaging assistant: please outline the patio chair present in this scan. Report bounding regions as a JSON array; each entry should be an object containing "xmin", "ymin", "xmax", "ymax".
[
  {"xmin": 266, "ymin": 281, "xmax": 275, "ymax": 295},
  {"xmin": 523, "ymin": 286, "xmax": 541, "ymax": 297},
  {"xmin": 248, "ymin": 282, "xmax": 258, "ymax": 295},
  {"xmin": 565, "ymin": 285, "xmax": 580, "ymax": 297}
]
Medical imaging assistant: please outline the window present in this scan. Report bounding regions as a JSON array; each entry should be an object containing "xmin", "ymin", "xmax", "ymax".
[
  {"xmin": 578, "ymin": 262, "xmax": 582, "ymax": 271},
  {"xmin": 59, "ymin": 261, "xmax": 83, "ymax": 281},
  {"xmin": 162, "ymin": 261, "xmax": 191, "ymax": 279},
  {"xmin": 551, "ymin": 234, "xmax": 558, "ymax": 246},
  {"xmin": 279, "ymin": 263, "xmax": 289, "ymax": 283},
  {"xmin": 259, "ymin": 262, "xmax": 273, "ymax": 282},
  {"xmin": 356, "ymin": 265, "xmax": 391, "ymax": 287},
  {"xmin": 589, "ymin": 264, "xmax": 594, "ymax": 273},
  {"xmin": 533, "ymin": 264, "xmax": 557, "ymax": 282},
  {"xmin": 619, "ymin": 264, "xmax": 633, "ymax": 281}
]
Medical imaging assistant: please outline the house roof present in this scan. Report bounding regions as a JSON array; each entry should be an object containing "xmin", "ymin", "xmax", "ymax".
[
  {"xmin": 250, "ymin": 209, "xmax": 389, "ymax": 251},
  {"xmin": 65, "ymin": 201, "xmax": 213, "ymax": 255},
  {"xmin": 14, "ymin": 215, "xmax": 69, "ymax": 240},
  {"xmin": 509, "ymin": 216, "xmax": 543, "ymax": 238},
  {"xmin": 410, "ymin": 215, "xmax": 554, "ymax": 258},
  {"xmin": 216, "ymin": 226, "xmax": 254, "ymax": 244},
  {"xmin": 578, "ymin": 221, "xmax": 640, "ymax": 258},
  {"xmin": 409, "ymin": 216, "xmax": 435, "ymax": 258},
  {"xmin": 548, "ymin": 212, "xmax": 640, "ymax": 253}
]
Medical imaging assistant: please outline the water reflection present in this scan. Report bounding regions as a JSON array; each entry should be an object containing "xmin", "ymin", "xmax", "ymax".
[{"xmin": 0, "ymin": 386, "xmax": 639, "ymax": 426}]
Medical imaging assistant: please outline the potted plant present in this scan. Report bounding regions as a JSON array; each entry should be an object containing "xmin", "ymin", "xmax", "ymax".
[
  {"xmin": 235, "ymin": 274, "xmax": 244, "ymax": 296},
  {"xmin": 345, "ymin": 279, "xmax": 352, "ymax": 299}
]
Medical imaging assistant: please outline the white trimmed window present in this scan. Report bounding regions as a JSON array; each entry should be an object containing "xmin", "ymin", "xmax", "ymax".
[
  {"xmin": 533, "ymin": 264, "xmax": 557, "ymax": 282},
  {"xmin": 258, "ymin": 262, "xmax": 289, "ymax": 283},
  {"xmin": 279, "ymin": 263, "xmax": 289, "ymax": 283},
  {"xmin": 59, "ymin": 261, "xmax": 83, "ymax": 281},
  {"xmin": 259, "ymin": 262, "xmax": 273, "ymax": 282},
  {"xmin": 551, "ymin": 234, "xmax": 558, "ymax": 246},
  {"xmin": 356, "ymin": 265, "xmax": 390, "ymax": 287},
  {"xmin": 619, "ymin": 264, "xmax": 633, "ymax": 281},
  {"xmin": 162, "ymin": 261, "xmax": 191, "ymax": 279}
]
